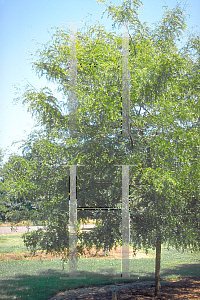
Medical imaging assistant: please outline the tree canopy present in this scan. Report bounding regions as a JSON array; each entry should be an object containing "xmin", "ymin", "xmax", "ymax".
[{"xmin": 2, "ymin": 0, "xmax": 200, "ymax": 296}]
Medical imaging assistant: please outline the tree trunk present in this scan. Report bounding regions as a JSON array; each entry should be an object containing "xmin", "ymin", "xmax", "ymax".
[{"xmin": 155, "ymin": 234, "xmax": 161, "ymax": 298}]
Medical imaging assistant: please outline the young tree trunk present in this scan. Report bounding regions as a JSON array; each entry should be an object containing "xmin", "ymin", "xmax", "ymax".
[{"xmin": 155, "ymin": 234, "xmax": 161, "ymax": 298}]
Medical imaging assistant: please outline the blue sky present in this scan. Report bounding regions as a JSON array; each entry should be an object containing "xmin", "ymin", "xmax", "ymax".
[{"xmin": 0, "ymin": 0, "xmax": 199, "ymax": 163}]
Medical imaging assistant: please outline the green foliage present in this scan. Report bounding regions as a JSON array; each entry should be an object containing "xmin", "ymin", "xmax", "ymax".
[
  {"xmin": 0, "ymin": 148, "xmax": 4, "ymax": 171},
  {"xmin": 97, "ymin": 0, "xmax": 143, "ymax": 29},
  {"xmin": 3, "ymin": 0, "xmax": 200, "ymax": 260},
  {"xmin": 15, "ymin": 87, "xmax": 69, "ymax": 137}
]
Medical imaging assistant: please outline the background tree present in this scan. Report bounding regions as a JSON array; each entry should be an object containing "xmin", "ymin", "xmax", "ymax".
[{"xmin": 0, "ymin": 148, "xmax": 7, "ymax": 222}]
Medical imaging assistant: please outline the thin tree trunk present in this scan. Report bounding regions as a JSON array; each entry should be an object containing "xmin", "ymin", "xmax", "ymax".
[{"xmin": 155, "ymin": 234, "xmax": 161, "ymax": 298}]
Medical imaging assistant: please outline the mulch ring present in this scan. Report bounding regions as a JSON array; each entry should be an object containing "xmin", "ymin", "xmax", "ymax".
[{"xmin": 49, "ymin": 277, "xmax": 200, "ymax": 300}]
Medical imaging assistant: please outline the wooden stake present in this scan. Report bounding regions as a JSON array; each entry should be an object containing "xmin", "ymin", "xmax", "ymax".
[{"xmin": 112, "ymin": 290, "xmax": 117, "ymax": 300}]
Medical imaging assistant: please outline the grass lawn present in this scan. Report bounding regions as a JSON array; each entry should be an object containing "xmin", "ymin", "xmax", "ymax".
[
  {"xmin": 0, "ymin": 234, "xmax": 28, "ymax": 254},
  {"xmin": 0, "ymin": 234, "xmax": 200, "ymax": 300}
]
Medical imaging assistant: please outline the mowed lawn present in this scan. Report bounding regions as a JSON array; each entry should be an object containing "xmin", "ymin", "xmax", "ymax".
[{"xmin": 0, "ymin": 233, "xmax": 200, "ymax": 300}]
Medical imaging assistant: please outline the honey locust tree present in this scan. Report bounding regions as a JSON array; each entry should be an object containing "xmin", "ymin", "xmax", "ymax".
[{"xmin": 12, "ymin": 0, "xmax": 199, "ymax": 296}]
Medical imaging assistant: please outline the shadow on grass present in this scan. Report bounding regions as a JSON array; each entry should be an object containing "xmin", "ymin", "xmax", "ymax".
[
  {"xmin": 161, "ymin": 261, "xmax": 200, "ymax": 280},
  {"xmin": 1, "ymin": 261, "xmax": 200, "ymax": 300},
  {"xmin": 0, "ymin": 268, "xmax": 154, "ymax": 300}
]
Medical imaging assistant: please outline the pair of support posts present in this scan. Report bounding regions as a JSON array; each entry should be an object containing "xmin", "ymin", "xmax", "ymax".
[
  {"xmin": 61, "ymin": 21, "xmax": 132, "ymax": 278},
  {"xmin": 68, "ymin": 164, "xmax": 133, "ymax": 279}
]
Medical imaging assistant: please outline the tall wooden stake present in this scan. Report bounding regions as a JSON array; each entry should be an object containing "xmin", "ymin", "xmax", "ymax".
[{"xmin": 155, "ymin": 234, "xmax": 161, "ymax": 298}]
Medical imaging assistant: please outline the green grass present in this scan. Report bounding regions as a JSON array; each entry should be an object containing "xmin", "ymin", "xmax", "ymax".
[
  {"xmin": 0, "ymin": 235, "xmax": 28, "ymax": 254},
  {"xmin": 0, "ymin": 234, "xmax": 200, "ymax": 300},
  {"xmin": 0, "ymin": 260, "xmax": 146, "ymax": 300}
]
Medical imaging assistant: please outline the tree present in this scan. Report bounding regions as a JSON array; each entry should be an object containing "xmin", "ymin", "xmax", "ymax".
[
  {"xmin": 8, "ymin": 0, "xmax": 200, "ymax": 297},
  {"xmin": 0, "ymin": 148, "xmax": 7, "ymax": 222},
  {"xmin": 0, "ymin": 153, "xmax": 39, "ymax": 223}
]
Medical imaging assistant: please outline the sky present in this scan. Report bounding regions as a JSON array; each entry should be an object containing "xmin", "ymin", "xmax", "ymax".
[{"xmin": 0, "ymin": 0, "xmax": 199, "ymax": 164}]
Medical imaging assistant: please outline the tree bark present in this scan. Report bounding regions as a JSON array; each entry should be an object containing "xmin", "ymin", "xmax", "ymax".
[{"xmin": 155, "ymin": 234, "xmax": 161, "ymax": 298}]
